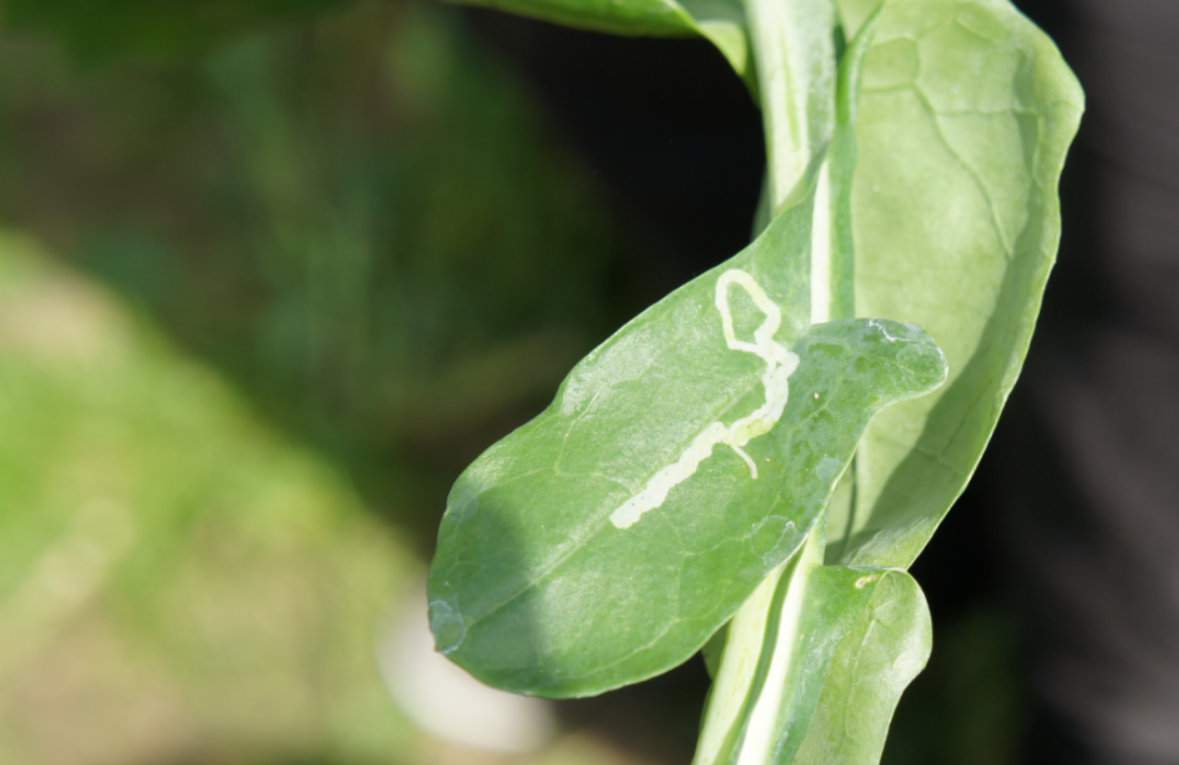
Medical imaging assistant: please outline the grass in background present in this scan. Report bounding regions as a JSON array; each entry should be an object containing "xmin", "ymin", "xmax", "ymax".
[
  {"xmin": 0, "ymin": 233, "xmax": 414, "ymax": 763},
  {"xmin": 0, "ymin": 1, "xmax": 627, "ymax": 547},
  {"xmin": 0, "ymin": 5, "xmax": 651, "ymax": 763}
]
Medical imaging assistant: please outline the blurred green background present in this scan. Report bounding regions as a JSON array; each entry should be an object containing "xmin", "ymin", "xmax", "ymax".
[{"xmin": 0, "ymin": 2, "xmax": 1025, "ymax": 764}]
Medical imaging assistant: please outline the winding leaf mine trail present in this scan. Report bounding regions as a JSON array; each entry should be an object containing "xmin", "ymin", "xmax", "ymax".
[{"xmin": 610, "ymin": 269, "xmax": 800, "ymax": 530}]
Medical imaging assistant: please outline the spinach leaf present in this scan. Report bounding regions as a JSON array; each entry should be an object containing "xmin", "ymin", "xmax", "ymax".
[
  {"xmin": 785, "ymin": 569, "xmax": 929, "ymax": 764},
  {"xmin": 825, "ymin": 0, "xmax": 1085, "ymax": 567},
  {"xmin": 426, "ymin": 0, "xmax": 1082, "ymax": 761},
  {"xmin": 427, "ymin": 195, "xmax": 946, "ymax": 696},
  {"xmin": 696, "ymin": 562, "xmax": 930, "ymax": 765}
]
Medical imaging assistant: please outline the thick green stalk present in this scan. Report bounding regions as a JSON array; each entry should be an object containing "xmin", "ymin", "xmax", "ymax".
[
  {"xmin": 746, "ymin": 0, "xmax": 835, "ymax": 217},
  {"xmin": 694, "ymin": 0, "xmax": 840, "ymax": 762},
  {"xmin": 695, "ymin": 529, "xmax": 826, "ymax": 764}
]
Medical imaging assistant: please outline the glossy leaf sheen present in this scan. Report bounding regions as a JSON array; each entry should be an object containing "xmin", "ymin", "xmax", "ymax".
[
  {"xmin": 428, "ymin": 199, "xmax": 946, "ymax": 697},
  {"xmin": 826, "ymin": 0, "xmax": 1085, "ymax": 567}
]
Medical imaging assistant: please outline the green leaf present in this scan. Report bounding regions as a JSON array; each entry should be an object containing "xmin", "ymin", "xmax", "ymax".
[
  {"xmin": 694, "ymin": 5, "xmax": 1081, "ymax": 758},
  {"xmin": 785, "ymin": 570, "xmax": 929, "ymax": 764},
  {"xmin": 695, "ymin": 564, "xmax": 931, "ymax": 765},
  {"xmin": 445, "ymin": 0, "xmax": 752, "ymax": 83},
  {"xmin": 427, "ymin": 196, "xmax": 947, "ymax": 697},
  {"xmin": 826, "ymin": 0, "xmax": 1084, "ymax": 567}
]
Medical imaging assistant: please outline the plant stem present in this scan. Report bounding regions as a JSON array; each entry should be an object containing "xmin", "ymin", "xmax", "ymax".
[
  {"xmin": 746, "ymin": 0, "xmax": 836, "ymax": 218},
  {"xmin": 694, "ymin": 0, "xmax": 839, "ymax": 762}
]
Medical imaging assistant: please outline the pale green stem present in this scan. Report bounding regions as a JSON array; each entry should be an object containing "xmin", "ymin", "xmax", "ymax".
[
  {"xmin": 693, "ymin": 0, "xmax": 839, "ymax": 762},
  {"xmin": 746, "ymin": 0, "xmax": 836, "ymax": 216}
]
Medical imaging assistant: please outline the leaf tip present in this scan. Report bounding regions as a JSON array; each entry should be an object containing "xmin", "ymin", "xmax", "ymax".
[
  {"xmin": 428, "ymin": 597, "xmax": 467, "ymax": 656},
  {"xmin": 866, "ymin": 319, "xmax": 949, "ymax": 396}
]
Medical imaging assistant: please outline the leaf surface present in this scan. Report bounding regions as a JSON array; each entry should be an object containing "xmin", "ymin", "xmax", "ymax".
[
  {"xmin": 784, "ymin": 570, "xmax": 929, "ymax": 764},
  {"xmin": 695, "ymin": 565, "xmax": 930, "ymax": 764},
  {"xmin": 826, "ymin": 0, "xmax": 1084, "ymax": 567},
  {"xmin": 428, "ymin": 197, "xmax": 946, "ymax": 697}
]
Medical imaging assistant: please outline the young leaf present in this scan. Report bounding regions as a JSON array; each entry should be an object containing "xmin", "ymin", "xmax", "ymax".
[
  {"xmin": 695, "ymin": 563, "xmax": 930, "ymax": 765},
  {"xmin": 428, "ymin": 198, "xmax": 947, "ymax": 697},
  {"xmin": 825, "ymin": 0, "xmax": 1084, "ymax": 567}
]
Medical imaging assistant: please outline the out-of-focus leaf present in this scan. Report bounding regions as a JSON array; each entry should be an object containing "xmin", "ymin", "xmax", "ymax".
[{"xmin": 3, "ymin": 0, "xmax": 348, "ymax": 60}]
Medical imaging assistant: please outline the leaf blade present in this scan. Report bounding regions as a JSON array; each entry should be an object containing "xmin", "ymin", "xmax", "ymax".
[
  {"xmin": 428, "ymin": 199, "xmax": 947, "ymax": 697},
  {"xmin": 694, "ymin": 565, "xmax": 930, "ymax": 765},
  {"xmin": 827, "ymin": 0, "xmax": 1084, "ymax": 567}
]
